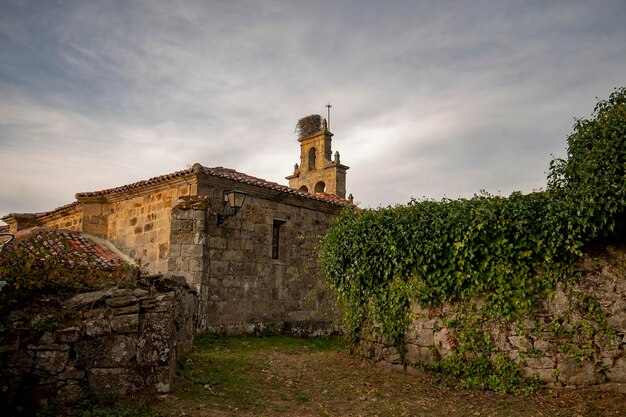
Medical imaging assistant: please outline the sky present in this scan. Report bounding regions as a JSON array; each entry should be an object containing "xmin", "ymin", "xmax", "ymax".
[{"xmin": 1, "ymin": 0, "xmax": 625, "ymax": 225}]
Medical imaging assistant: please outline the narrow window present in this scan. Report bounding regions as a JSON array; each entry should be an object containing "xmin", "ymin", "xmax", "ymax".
[
  {"xmin": 308, "ymin": 147, "xmax": 316, "ymax": 170},
  {"xmin": 272, "ymin": 220, "xmax": 285, "ymax": 260}
]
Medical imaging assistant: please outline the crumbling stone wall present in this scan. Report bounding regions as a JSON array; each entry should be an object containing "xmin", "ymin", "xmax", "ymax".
[
  {"xmin": 357, "ymin": 245, "xmax": 626, "ymax": 392},
  {"xmin": 0, "ymin": 275, "xmax": 197, "ymax": 414}
]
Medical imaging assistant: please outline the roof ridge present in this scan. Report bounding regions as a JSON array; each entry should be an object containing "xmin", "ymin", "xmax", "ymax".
[
  {"xmin": 76, "ymin": 167, "xmax": 195, "ymax": 198},
  {"xmin": 199, "ymin": 165, "xmax": 354, "ymax": 207},
  {"xmin": 72, "ymin": 164, "xmax": 354, "ymax": 208}
]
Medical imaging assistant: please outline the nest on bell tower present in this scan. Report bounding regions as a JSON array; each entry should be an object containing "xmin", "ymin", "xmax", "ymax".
[{"xmin": 295, "ymin": 114, "xmax": 323, "ymax": 139}]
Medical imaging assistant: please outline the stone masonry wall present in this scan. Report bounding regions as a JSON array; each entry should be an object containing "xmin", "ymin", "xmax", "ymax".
[
  {"xmin": 169, "ymin": 192, "xmax": 341, "ymax": 334},
  {"xmin": 28, "ymin": 185, "xmax": 193, "ymax": 275},
  {"xmin": 107, "ymin": 186, "xmax": 192, "ymax": 274},
  {"xmin": 207, "ymin": 190, "xmax": 341, "ymax": 335},
  {"xmin": 38, "ymin": 207, "xmax": 84, "ymax": 232},
  {"xmin": 168, "ymin": 196, "xmax": 209, "ymax": 299},
  {"xmin": 0, "ymin": 275, "xmax": 197, "ymax": 414},
  {"xmin": 358, "ymin": 244, "xmax": 626, "ymax": 393}
]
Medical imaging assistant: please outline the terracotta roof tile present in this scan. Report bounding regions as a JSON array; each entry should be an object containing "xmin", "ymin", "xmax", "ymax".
[
  {"xmin": 76, "ymin": 167, "xmax": 194, "ymax": 198},
  {"xmin": 34, "ymin": 201, "xmax": 82, "ymax": 218},
  {"xmin": 76, "ymin": 164, "xmax": 355, "ymax": 208},
  {"xmin": 199, "ymin": 165, "xmax": 354, "ymax": 207},
  {"xmin": 1, "ymin": 201, "xmax": 83, "ymax": 223},
  {"xmin": 8, "ymin": 228, "xmax": 122, "ymax": 269}
]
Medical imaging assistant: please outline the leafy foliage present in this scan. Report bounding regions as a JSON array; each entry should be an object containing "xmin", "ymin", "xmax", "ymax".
[
  {"xmin": 1, "ymin": 241, "xmax": 134, "ymax": 303},
  {"xmin": 321, "ymin": 88, "xmax": 626, "ymax": 388},
  {"xmin": 0, "ymin": 231, "xmax": 137, "ymax": 332}
]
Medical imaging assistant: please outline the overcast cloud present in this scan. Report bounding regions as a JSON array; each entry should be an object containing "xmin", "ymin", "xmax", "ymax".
[{"xmin": 1, "ymin": 0, "xmax": 625, "ymax": 224}]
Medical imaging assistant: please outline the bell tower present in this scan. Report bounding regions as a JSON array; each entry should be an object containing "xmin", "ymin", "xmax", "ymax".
[{"xmin": 286, "ymin": 114, "xmax": 349, "ymax": 198}]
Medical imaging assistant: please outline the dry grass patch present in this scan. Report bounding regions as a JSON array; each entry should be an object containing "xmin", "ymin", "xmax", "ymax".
[{"xmin": 151, "ymin": 335, "xmax": 626, "ymax": 417}]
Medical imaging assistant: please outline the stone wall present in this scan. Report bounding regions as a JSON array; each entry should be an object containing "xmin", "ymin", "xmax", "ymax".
[
  {"xmin": 38, "ymin": 206, "xmax": 84, "ymax": 232},
  {"xmin": 357, "ymin": 244, "xmax": 626, "ymax": 392},
  {"xmin": 0, "ymin": 275, "xmax": 197, "ymax": 414},
  {"xmin": 170, "ymin": 191, "xmax": 341, "ymax": 334},
  {"xmin": 14, "ymin": 185, "xmax": 193, "ymax": 275},
  {"xmin": 106, "ymin": 187, "xmax": 192, "ymax": 274}
]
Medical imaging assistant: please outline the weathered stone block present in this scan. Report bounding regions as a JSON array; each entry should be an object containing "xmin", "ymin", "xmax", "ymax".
[
  {"xmin": 111, "ymin": 314, "xmax": 139, "ymax": 333},
  {"xmin": 113, "ymin": 305, "xmax": 140, "ymax": 315},
  {"xmin": 550, "ymin": 285, "xmax": 571, "ymax": 315},
  {"xmin": 85, "ymin": 318, "xmax": 111, "ymax": 337},
  {"xmin": 508, "ymin": 335, "xmax": 532, "ymax": 351},
  {"xmin": 76, "ymin": 334, "xmax": 137, "ymax": 368},
  {"xmin": 5, "ymin": 349, "xmax": 33, "ymax": 368},
  {"xmin": 423, "ymin": 319, "xmax": 438, "ymax": 329},
  {"xmin": 27, "ymin": 343, "xmax": 70, "ymax": 351},
  {"xmin": 88, "ymin": 368, "xmax": 144, "ymax": 399},
  {"xmin": 35, "ymin": 349, "xmax": 69, "ymax": 375},
  {"xmin": 557, "ymin": 356, "xmax": 598, "ymax": 386},
  {"xmin": 67, "ymin": 288, "xmax": 119, "ymax": 308},
  {"xmin": 415, "ymin": 328, "xmax": 434, "ymax": 346},
  {"xmin": 57, "ymin": 366, "xmax": 85, "ymax": 380},
  {"xmin": 522, "ymin": 366, "xmax": 556, "ymax": 382},
  {"xmin": 533, "ymin": 338, "xmax": 551, "ymax": 352},
  {"xmin": 57, "ymin": 383, "xmax": 85, "ymax": 405},
  {"xmin": 405, "ymin": 344, "xmax": 435, "ymax": 365},
  {"xmin": 525, "ymin": 355, "xmax": 554, "ymax": 369},
  {"xmin": 106, "ymin": 295, "xmax": 138, "ymax": 308},
  {"xmin": 222, "ymin": 249, "xmax": 244, "ymax": 262},
  {"xmin": 158, "ymin": 243, "xmax": 169, "ymax": 260},
  {"xmin": 433, "ymin": 328, "xmax": 452, "ymax": 350},
  {"xmin": 607, "ymin": 311, "xmax": 626, "ymax": 329},
  {"xmin": 132, "ymin": 288, "xmax": 150, "ymax": 297},
  {"xmin": 608, "ymin": 357, "xmax": 626, "ymax": 383},
  {"xmin": 55, "ymin": 327, "xmax": 82, "ymax": 343},
  {"xmin": 137, "ymin": 313, "xmax": 174, "ymax": 366}
]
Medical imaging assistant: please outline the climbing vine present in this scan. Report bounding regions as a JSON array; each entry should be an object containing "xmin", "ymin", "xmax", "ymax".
[{"xmin": 321, "ymin": 88, "xmax": 626, "ymax": 388}]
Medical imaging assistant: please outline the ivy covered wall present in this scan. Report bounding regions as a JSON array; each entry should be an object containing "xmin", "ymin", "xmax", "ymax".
[{"xmin": 321, "ymin": 88, "xmax": 626, "ymax": 392}]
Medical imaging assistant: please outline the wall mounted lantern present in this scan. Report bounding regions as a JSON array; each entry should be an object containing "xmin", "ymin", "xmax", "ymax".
[{"xmin": 217, "ymin": 188, "xmax": 248, "ymax": 227}]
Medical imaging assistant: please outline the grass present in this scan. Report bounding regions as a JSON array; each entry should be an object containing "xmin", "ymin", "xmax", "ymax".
[
  {"xmin": 151, "ymin": 335, "xmax": 626, "ymax": 417},
  {"xmin": 50, "ymin": 335, "xmax": 626, "ymax": 416}
]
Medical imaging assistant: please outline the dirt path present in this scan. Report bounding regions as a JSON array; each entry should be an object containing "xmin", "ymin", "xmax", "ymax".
[{"xmin": 152, "ymin": 336, "xmax": 625, "ymax": 417}]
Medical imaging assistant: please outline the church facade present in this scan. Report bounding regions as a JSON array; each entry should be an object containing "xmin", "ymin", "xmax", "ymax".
[{"xmin": 2, "ymin": 116, "xmax": 352, "ymax": 334}]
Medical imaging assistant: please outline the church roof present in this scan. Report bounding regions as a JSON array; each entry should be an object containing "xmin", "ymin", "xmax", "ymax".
[
  {"xmin": 76, "ymin": 163, "xmax": 354, "ymax": 207},
  {"xmin": 2, "ymin": 164, "xmax": 355, "ymax": 225}
]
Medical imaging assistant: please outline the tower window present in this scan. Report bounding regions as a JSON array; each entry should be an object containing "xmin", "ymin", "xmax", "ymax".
[
  {"xmin": 314, "ymin": 181, "xmax": 326, "ymax": 193},
  {"xmin": 299, "ymin": 185, "xmax": 308, "ymax": 192},
  {"xmin": 308, "ymin": 147, "xmax": 316, "ymax": 170},
  {"xmin": 272, "ymin": 219, "xmax": 286, "ymax": 260}
]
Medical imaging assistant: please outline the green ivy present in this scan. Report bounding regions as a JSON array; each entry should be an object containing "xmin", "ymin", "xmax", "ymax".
[{"xmin": 321, "ymin": 88, "xmax": 626, "ymax": 389}]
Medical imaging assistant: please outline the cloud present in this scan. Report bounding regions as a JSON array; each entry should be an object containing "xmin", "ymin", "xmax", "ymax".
[{"xmin": 1, "ymin": 0, "xmax": 626, "ymax": 226}]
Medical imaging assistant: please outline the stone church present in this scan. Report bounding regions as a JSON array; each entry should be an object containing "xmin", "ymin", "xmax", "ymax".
[{"xmin": 2, "ymin": 116, "xmax": 353, "ymax": 334}]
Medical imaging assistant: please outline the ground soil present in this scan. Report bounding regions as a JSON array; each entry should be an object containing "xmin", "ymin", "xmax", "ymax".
[{"xmin": 150, "ymin": 336, "xmax": 626, "ymax": 417}]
